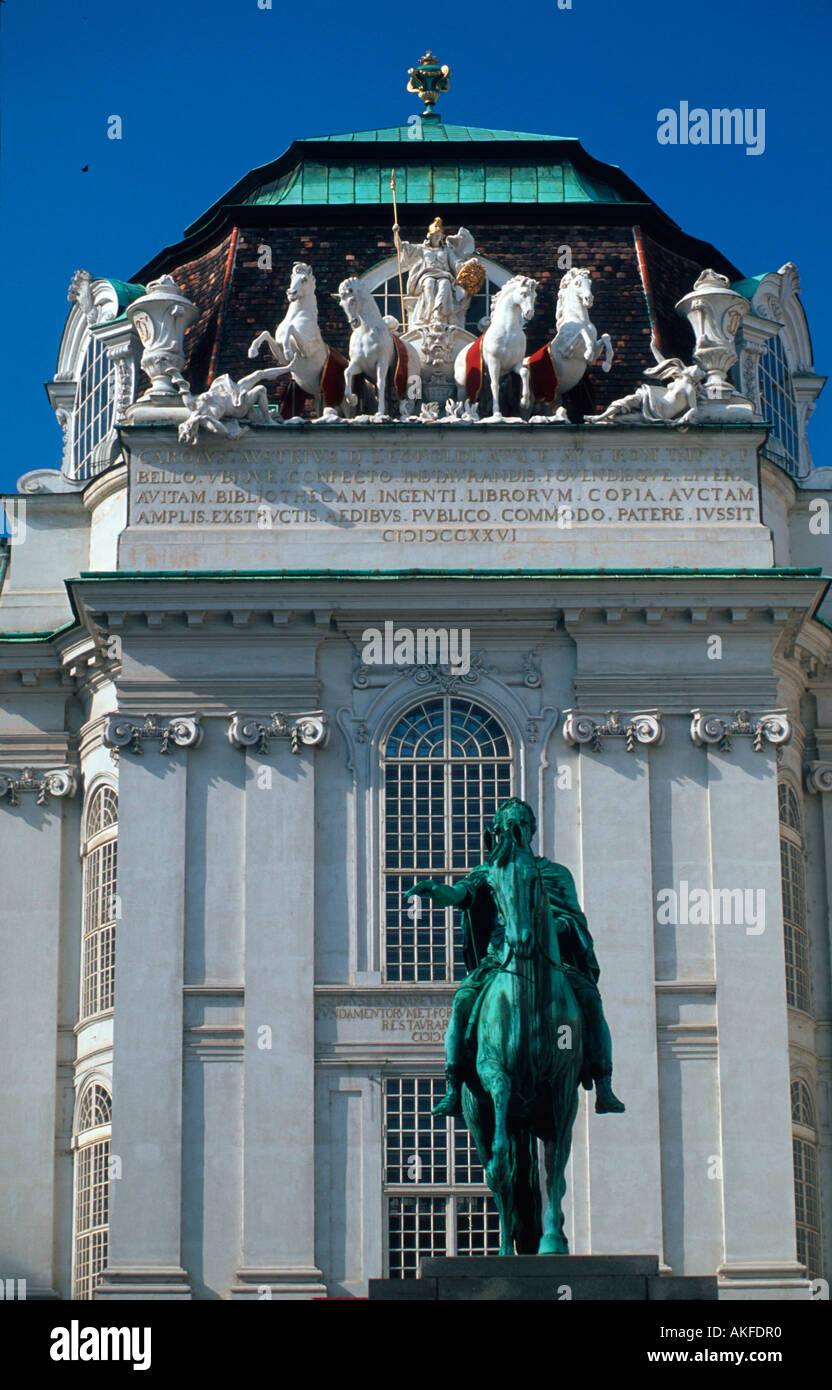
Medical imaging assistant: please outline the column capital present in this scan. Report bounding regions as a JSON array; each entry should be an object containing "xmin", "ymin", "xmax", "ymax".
[
  {"xmin": 805, "ymin": 761, "xmax": 832, "ymax": 794},
  {"xmin": 102, "ymin": 713, "xmax": 203, "ymax": 757},
  {"xmin": 0, "ymin": 766, "xmax": 77, "ymax": 808},
  {"xmin": 690, "ymin": 708, "xmax": 791, "ymax": 752},
  {"xmin": 227, "ymin": 711, "xmax": 329, "ymax": 754},
  {"xmin": 562, "ymin": 708, "xmax": 664, "ymax": 752}
]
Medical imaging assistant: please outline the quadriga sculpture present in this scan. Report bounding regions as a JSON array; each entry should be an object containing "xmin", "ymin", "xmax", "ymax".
[
  {"xmin": 406, "ymin": 798, "xmax": 624, "ymax": 1256},
  {"xmin": 248, "ymin": 262, "xmax": 347, "ymax": 417},
  {"xmin": 453, "ymin": 276, "xmax": 538, "ymax": 420}
]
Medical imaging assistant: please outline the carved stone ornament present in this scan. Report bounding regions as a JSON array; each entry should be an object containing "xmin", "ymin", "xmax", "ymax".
[
  {"xmin": 68, "ymin": 269, "xmax": 112, "ymax": 326},
  {"xmin": 103, "ymin": 714, "xmax": 203, "ymax": 757},
  {"xmin": 562, "ymin": 709, "xmax": 664, "ymax": 752},
  {"xmin": 805, "ymin": 761, "xmax": 832, "ymax": 794},
  {"xmin": 0, "ymin": 766, "xmax": 77, "ymax": 807},
  {"xmin": 690, "ymin": 708, "xmax": 792, "ymax": 752},
  {"xmin": 675, "ymin": 269, "xmax": 749, "ymax": 400},
  {"xmin": 227, "ymin": 712, "xmax": 329, "ymax": 754},
  {"xmin": 126, "ymin": 276, "xmax": 199, "ymax": 410}
]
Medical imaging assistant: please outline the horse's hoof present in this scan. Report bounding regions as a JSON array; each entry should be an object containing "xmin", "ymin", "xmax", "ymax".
[{"xmin": 538, "ymin": 1235, "xmax": 569, "ymax": 1255}]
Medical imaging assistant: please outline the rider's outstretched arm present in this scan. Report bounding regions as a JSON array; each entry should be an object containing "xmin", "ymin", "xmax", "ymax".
[{"xmin": 405, "ymin": 879, "xmax": 471, "ymax": 908}]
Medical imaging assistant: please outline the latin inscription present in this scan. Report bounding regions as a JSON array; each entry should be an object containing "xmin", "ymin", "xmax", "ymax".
[
  {"xmin": 129, "ymin": 440, "xmax": 760, "ymax": 540},
  {"xmin": 315, "ymin": 999, "xmax": 452, "ymax": 1044}
]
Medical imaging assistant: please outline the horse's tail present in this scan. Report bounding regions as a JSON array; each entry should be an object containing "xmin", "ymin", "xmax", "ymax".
[{"xmin": 511, "ymin": 1129, "xmax": 542, "ymax": 1255}]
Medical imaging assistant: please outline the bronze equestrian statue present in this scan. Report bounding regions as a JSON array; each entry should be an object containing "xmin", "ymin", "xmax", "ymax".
[{"xmin": 406, "ymin": 797, "xmax": 623, "ymax": 1255}]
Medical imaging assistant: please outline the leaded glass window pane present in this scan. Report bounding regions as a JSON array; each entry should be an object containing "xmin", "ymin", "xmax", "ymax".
[
  {"xmin": 759, "ymin": 336, "xmax": 799, "ymax": 476},
  {"xmin": 793, "ymin": 1137, "xmax": 823, "ymax": 1281},
  {"xmin": 73, "ymin": 1084, "xmax": 112, "ymax": 1300},
  {"xmin": 780, "ymin": 823, "xmax": 811, "ymax": 1015},
  {"xmin": 382, "ymin": 697, "xmax": 513, "ymax": 983},
  {"xmin": 72, "ymin": 337, "xmax": 114, "ymax": 481},
  {"xmin": 384, "ymin": 1078, "xmax": 500, "ymax": 1277},
  {"xmin": 81, "ymin": 788, "xmax": 118, "ymax": 1019}
]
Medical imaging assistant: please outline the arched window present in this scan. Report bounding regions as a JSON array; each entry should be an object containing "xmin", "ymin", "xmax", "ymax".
[
  {"xmin": 760, "ymin": 336, "xmax": 799, "ymax": 476},
  {"xmin": 381, "ymin": 696, "xmax": 513, "ymax": 982},
  {"xmin": 72, "ymin": 336, "xmax": 115, "ymax": 481},
  {"xmin": 778, "ymin": 782, "xmax": 811, "ymax": 1013},
  {"xmin": 72, "ymin": 1082, "xmax": 112, "ymax": 1300},
  {"xmin": 362, "ymin": 256, "xmax": 509, "ymax": 335},
  {"xmin": 791, "ymin": 1080, "xmax": 823, "ymax": 1280},
  {"xmin": 81, "ymin": 786, "xmax": 118, "ymax": 1019}
]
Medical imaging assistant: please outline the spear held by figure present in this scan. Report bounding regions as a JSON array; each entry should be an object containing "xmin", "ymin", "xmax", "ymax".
[{"xmin": 390, "ymin": 169, "xmax": 407, "ymax": 333}]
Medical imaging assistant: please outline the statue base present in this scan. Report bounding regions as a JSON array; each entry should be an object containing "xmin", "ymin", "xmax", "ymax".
[{"xmin": 368, "ymin": 1254, "xmax": 718, "ymax": 1300}]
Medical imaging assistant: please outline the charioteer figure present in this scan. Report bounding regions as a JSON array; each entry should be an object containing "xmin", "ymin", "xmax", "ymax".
[{"xmin": 406, "ymin": 797, "xmax": 625, "ymax": 1118}]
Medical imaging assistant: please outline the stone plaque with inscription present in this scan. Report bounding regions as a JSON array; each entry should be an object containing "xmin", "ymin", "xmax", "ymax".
[
  {"xmin": 119, "ymin": 424, "xmax": 770, "ymax": 571},
  {"xmin": 315, "ymin": 990, "xmax": 454, "ymax": 1062}
]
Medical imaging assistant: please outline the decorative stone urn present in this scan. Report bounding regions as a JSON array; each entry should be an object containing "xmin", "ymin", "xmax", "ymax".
[
  {"xmin": 675, "ymin": 269, "xmax": 749, "ymax": 400},
  {"xmin": 126, "ymin": 276, "xmax": 199, "ymax": 419}
]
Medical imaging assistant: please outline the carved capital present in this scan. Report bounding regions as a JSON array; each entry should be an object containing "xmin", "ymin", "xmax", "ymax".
[
  {"xmin": 103, "ymin": 713, "xmax": 203, "ymax": 757},
  {"xmin": 805, "ymin": 761, "xmax": 832, "ymax": 794},
  {"xmin": 0, "ymin": 766, "xmax": 77, "ymax": 807},
  {"xmin": 690, "ymin": 708, "xmax": 791, "ymax": 752},
  {"xmin": 227, "ymin": 711, "xmax": 329, "ymax": 754},
  {"xmin": 562, "ymin": 709, "xmax": 664, "ymax": 752}
]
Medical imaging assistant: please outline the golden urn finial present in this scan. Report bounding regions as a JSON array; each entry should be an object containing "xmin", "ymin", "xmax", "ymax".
[{"xmin": 406, "ymin": 51, "xmax": 451, "ymax": 118}]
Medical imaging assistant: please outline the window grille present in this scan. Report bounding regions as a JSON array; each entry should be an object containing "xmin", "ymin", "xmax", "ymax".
[
  {"xmin": 72, "ymin": 1083, "xmax": 112, "ymax": 1300},
  {"xmin": 791, "ymin": 1081, "xmax": 823, "ymax": 1280},
  {"xmin": 71, "ymin": 336, "xmax": 114, "ymax": 481},
  {"xmin": 381, "ymin": 697, "xmax": 513, "ymax": 982},
  {"xmin": 81, "ymin": 787, "xmax": 118, "ymax": 1019},
  {"xmin": 779, "ymin": 783, "xmax": 811, "ymax": 1014},
  {"xmin": 759, "ymin": 336, "xmax": 799, "ymax": 475},
  {"xmin": 384, "ymin": 1077, "xmax": 501, "ymax": 1276}
]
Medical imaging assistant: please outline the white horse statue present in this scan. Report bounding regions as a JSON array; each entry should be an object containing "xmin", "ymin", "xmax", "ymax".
[
  {"xmin": 453, "ymin": 276, "xmax": 539, "ymax": 420},
  {"xmin": 335, "ymin": 277, "xmax": 422, "ymax": 419},
  {"xmin": 247, "ymin": 262, "xmax": 346, "ymax": 416},
  {"xmin": 525, "ymin": 266, "xmax": 613, "ymax": 417}
]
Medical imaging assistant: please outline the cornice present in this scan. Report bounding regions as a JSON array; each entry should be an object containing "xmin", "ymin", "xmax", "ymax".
[
  {"xmin": 67, "ymin": 573, "xmax": 826, "ymax": 638},
  {"xmin": 573, "ymin": 674, "xmax": 778, "ymax": 713},
  {"xmin": 0, "ymin": 731, "xmax": 75, "ymax": 764}
]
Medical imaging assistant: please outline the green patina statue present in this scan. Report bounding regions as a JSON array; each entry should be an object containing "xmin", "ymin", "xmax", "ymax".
[{"xmin": 405, "ymin": 797, "xmax": 624, "ymax": 1255}]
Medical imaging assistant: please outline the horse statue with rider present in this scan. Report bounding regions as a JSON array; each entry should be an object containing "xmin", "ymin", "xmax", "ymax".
[{"xmin": 406, "ymin": 796, "xmax": 624, "ymax": 1256}]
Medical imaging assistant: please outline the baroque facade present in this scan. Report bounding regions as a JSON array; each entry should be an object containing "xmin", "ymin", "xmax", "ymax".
[{"xmin": 1, "ymin": 68, "xmax": 831, "ymax": 1299}]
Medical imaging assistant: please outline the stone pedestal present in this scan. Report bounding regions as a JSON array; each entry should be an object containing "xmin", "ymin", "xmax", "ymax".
[{"xmin": 369, "ymin": 1255, "xmax": 718, "ymax": 1301}]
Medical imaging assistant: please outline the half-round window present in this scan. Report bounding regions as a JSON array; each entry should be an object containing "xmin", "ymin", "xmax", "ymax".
[{"xmin": 361, "ymin": 255, "xmax": 510, "ymax": 336}]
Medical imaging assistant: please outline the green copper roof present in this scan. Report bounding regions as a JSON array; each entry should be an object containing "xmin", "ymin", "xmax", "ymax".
[
  {"xmin": 243, "ymin": 157, "xmax": 625, "ymax": 208},
  {"xmin": 302, "ymin": 124, "xmax": 569, "ymax": 143},
  {"xmin": 108, "ymin": 278, "xmax": 145, "ymax": 308},
  {"xmin": 731, "ymin": 273, "xmax": 768, "ymax": 302},
  {"xmin": 181, "ymin": 125, "xmax": 660, "ymax": 241}
]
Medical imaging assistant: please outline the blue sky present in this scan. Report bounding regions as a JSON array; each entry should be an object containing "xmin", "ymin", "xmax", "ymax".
[{"xmin": 0, "ymin": 0, "xmax": 829, "ymax": 494}]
